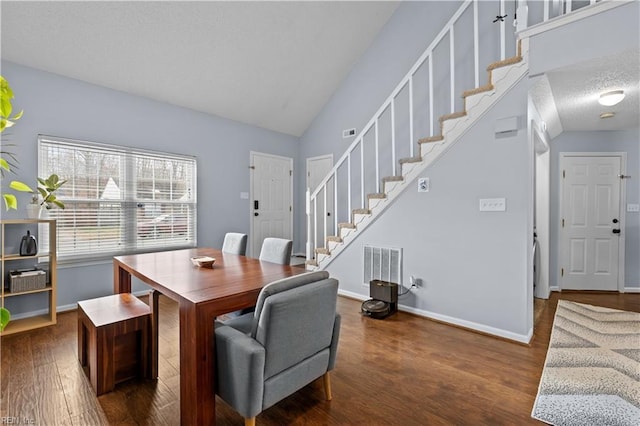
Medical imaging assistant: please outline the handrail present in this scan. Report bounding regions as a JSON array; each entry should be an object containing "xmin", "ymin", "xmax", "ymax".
[
  {"xmin": 309, "ymin": 0, "xmax": 474, "ymax": 200},
  {"xmin": 307, "ymin": 0, "xmax": 603, "ymax": 263}
]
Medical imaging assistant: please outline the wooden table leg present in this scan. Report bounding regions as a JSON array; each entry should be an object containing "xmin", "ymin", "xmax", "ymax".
[
  {"xmin": 113, "ymin": 262, "xmax": 131, "ymax": 294},
  {"xmin": 179, "ymin": 300, "xmax": 216, "ymax": 425},
  {"xmin": 149, "ymin": 290, "xmax": 160, "ymax": 379}
]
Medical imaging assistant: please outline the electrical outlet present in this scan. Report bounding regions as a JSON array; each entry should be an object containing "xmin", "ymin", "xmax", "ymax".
[
  {"xmin": 418, "ymin": 178, "xmax": 429, "ymax": 193},
  {"xmin": 627, "ymin": 203, "xmax": 640, "ymax": 212},
  {"xmin": 479, "ymin": 198, "xmax": 506, "ymax": 212},
  {"xmin": 410, "ymin": 275, "xmax": 421, "ymax": 287}
]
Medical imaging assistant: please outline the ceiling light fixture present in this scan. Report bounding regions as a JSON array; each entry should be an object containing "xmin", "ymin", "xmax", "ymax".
[
  {"xmin": 598, "ymin": 90, "xmax": 625, "ymax": 106},
  {"xmin": 600, "ymin": 112, "xmax": 616, "ymax": 119}
]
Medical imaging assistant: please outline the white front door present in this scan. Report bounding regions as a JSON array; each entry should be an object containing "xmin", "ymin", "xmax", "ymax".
[
  {"xmin": 560, "ymin": 155, "xmax": 623, "ymax": 291},
  {"xmin": 307, "ymin": 155, "xmax": 334, "ymax": 253},
  {"xmin": 250, "ymin": 152, "xmax": 293, "ymax": 257}
]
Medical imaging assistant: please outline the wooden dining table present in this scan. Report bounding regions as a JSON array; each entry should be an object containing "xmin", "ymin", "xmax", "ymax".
[{"xmin": 113, "ymin": 247, "xmax": 304, "ymax": 425}]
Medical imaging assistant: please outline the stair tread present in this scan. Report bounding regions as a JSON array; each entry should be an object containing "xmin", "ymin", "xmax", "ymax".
[
  {"xmin": 338, "ymin": 222, "xmax": 356, "ymax": 229},
  {"xmin": 418, "ymin": 135, "xmax": 444, "ymax": 144},
  {"xmin": 487, "ymin": 55, "xmax": 522, "ymax": 71},
  {"xmin": 462, "ymin": 83, "xmax": 494, "ymax": 98},
  {"xmin": 439, "ymin": 111, "xmax": 467, "ymax": 122},
  {"xmin": 315, "ymin": 248, "xmax": 331, "ymax": 255},
  {"xmin": 399, "ymin": 156, "xmax": 422, "ymax": 164},
  {"xmin": 352, "ymin": 208, "xmax": 371, "ymax": 215},
  {"xmin": 326, "ymin": 236, "xmax": 343, "ymax": 242},
  {"xmin": 305, "ymin": 259, "xmax": 318, "ymax": 267},
  {"xmin": 367, "ymin": 193, "xmax": 386, "ymax": 199},
  {"xmin": 487, "ymin": 39, "xmax": 523, "ymax": 72}
]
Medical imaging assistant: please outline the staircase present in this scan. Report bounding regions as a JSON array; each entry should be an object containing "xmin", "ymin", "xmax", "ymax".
[{"xmin": 305, "ymin": 0, "xmax": 604, "ymax": 271}]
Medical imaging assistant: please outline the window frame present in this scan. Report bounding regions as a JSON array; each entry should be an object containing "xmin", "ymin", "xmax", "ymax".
[{"xmin": 38, "ymin": 135, "xmax": 197, "ymax": 264}]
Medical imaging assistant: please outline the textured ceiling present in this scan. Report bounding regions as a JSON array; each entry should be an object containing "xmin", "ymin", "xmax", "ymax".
[
  {"xmin": 1, "ymin": 1, "xmax": 399, "ymax": 136},
  {"xmin": 546, "ymin": 49, "xmax": 640, "ymax": 132}
]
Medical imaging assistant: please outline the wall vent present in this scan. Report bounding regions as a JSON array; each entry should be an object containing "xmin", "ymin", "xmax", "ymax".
[{"xmin": 363, "ymin": 245, "xmax": 402, "ymax": 285}]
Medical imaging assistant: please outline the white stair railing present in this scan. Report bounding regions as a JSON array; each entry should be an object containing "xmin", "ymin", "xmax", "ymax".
[{"xmin": 305, "ymin": 0, "xmax": 603, "ymax": 263}]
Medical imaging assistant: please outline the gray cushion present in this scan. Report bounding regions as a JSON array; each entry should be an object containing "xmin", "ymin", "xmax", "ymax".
[
  {"xmin": 256, "ymin": 278, "xmax": 338, "ymax": 379},
  {"xmin": 258, "ymin": 237, "xmax": 292, "ymax": 264},
  {"xmin": 222, "ymin": 232, "xmax": 248, "ymax": 256}
]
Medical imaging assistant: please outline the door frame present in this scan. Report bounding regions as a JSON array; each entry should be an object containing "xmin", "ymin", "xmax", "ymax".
[
  {"xmin": 249, "ymin": 151, "xmax": 294, "ymax": 258},
  {"xmin": 558, "ymin": 152, "xmax": 627, "ymax": 292}
]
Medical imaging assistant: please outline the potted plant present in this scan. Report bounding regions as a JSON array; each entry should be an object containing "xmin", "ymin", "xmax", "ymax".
[{"xmin": 26, "ymin": 174, "xmax": 67, "ymax": 218}]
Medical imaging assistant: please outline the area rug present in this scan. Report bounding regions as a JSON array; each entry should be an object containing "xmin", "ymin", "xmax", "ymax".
[{"xmin": 532, "ymin": 300, "xmax": 640, "ymax": 425}]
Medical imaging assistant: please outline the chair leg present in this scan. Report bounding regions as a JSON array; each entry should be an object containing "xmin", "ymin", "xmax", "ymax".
[
  {"xmin": 323, "ymin": 372, "xmax": 332, "ymax": 401},
  {"xmin": 245, "ymin": 417, "xmax": 256, "ymax": 426}
]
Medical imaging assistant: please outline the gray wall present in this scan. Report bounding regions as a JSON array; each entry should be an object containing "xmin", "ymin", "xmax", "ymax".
[
  {"xmin": 1, "ymin": 61, "xmax": 299, "ymax": 314},
  {"xmin": 528, "ymin": 1, "xmax": 639, "ymax": 76},
  {"xmin": 326, "ymin": 78, "xmax": 532, "ymax": 341},
  {"xmin": 549, "ymin": 129, "xmax": 640, "ymax": 288}
]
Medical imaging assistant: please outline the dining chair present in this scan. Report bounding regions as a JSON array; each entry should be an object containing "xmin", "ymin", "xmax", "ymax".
[
  {"xmin": 258, "ymin": 237, "xmax": 292, "ymax": 265},
  {"xmin": 222, "ymin": 232, "xmax": 248, "ymax": 256},
  {"xmin": 215, "ymin": 271, "xmax": 341, "ymax": 426}
]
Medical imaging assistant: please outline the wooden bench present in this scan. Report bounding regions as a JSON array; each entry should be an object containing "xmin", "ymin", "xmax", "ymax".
[{"xmin": 77, "ymin": 293, "xmax": 152, "ymax": 395}]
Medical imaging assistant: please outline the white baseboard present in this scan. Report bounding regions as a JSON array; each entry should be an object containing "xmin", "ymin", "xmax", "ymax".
[
  {"xmin": 337, "ymin": 289, "xmax": 532, "ymax": 344},
  {"xmin": 624, "ymin": 287, "xmax": 640, "ymax": 293}
]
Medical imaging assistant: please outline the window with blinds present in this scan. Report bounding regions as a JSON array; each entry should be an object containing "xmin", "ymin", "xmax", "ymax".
[{"xmin": 38, "ymin": 135, "xmax": 197, "ymax": 263}]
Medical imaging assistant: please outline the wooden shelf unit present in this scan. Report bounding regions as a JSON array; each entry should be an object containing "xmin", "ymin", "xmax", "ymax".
[{"xmin": 1, "ymin": 219, "xmax": 57, "ymax": 335}]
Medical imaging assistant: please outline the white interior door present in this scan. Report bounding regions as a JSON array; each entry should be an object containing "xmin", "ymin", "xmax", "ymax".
[
  {"xmin": 250, "ymin": 152, "xmax": 293, "ymax": 257},
  {"xmin": 560, "ymin": 155, "xmax": 622, "ymax": 291},
  {"xmin": 307, "ymin": 155, "xmax": 334, "ymax": 254}
]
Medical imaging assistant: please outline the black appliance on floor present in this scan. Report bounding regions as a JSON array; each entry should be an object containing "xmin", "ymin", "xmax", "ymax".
[{"xmin": 361, "ymin": 280, "xmax": 398, "ymax": 319}]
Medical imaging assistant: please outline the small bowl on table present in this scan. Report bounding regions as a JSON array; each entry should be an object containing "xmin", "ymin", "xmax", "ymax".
[{"xmin": 191, "ymin": 256, "xmax": 216, "ymax": 268}]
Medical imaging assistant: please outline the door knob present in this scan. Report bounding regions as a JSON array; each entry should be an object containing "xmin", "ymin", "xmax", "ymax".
[
  {"xmin": 254, "ymin": 212, "xmax": 259, "ymax": 216},
  {"xmin": 612, "ymin": 229, "xmax": 621, "ymax": 234},
  {"xmin": 612, "ymin": 218, "xmax": 619, "ymax": 224}
]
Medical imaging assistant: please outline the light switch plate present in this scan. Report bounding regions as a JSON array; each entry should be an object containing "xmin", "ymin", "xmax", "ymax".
[
  {"xmin": 627, "ymin": 203, "xmax": 640, "ymax": 212},
  {"xmin": 240, "ymin": 192, "xmax": 249, "ymax": 199},
  {"xmin": 479, "ymin": 198, "xmax": 506, "ymax": 212}
]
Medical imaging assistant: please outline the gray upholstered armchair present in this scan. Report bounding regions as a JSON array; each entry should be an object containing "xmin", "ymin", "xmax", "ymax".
[{"xmin": 215, "ymin": 271, "xmax": 341, "ymax": 426}]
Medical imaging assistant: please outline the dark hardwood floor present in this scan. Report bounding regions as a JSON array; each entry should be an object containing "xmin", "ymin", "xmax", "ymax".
[{"xmin": 1, "ymin": 291, "xmax": 638, "ymax": 425}]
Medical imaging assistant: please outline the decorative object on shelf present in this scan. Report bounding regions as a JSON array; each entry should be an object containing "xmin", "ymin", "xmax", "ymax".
[
  {"xmin": 191, "ymin": 256, "xmax": 216, "ymax": 268},
  {"xmin": 0, "ymin": 75, "xmax": 32, "ymax": 211},
  {"xmin": 26, "ymin": 195, "xmax": 41, "ymax": 218},
  {"xmin": 8, "ymin": 268, "xmax": 46, "ymax": 292},
  {"xmin": 19, "ymin": 229, "xmax": 38, "ymax": 256}
]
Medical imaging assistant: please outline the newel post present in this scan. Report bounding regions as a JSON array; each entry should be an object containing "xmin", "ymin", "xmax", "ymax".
[{"xmin": 306, "ymin": 188, "xmax": 311, "ymax": 260}]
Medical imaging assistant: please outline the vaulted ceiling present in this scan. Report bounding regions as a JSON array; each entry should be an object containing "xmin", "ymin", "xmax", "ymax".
[{"xmin": 1, "ymin": 1, "xmax": 399, "ymax": 137}]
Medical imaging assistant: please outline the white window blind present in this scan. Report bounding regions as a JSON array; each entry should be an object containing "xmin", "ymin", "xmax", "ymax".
[{"xmin": 38, "ymin": 135, "xmax": 197, "ymax": 263}]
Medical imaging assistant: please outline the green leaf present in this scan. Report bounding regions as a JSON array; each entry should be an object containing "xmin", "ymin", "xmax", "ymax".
[
  {"xmin": 38, "ymin": 187, "xmax": 47, "ymax": 198},
  {"xmin": 0, "ymin": 119, "xmax": 6, "ymax": 132},
  {"xmin": 0, "ymin": 307, "xmax": 10, "ymax": 331},
  {"xmin": 0, "ymin": 76, "xmax": 13, "ymax": 97},
  {"xmin": 3, "ymin": 194, "xmax": 17, "ymax": 210},
  {"xmin": 37, "ymin": 177, "xmax": 46, "ymax": 186},
  {"xmin": 0, "ymin": 97, "xmax": 10, "ymax": 118},
  {"xmin": 9, "ymin": 181, "xmax": 34, "ymax": 192},
  {"xmin": 52, "ymin": 200, "xmax": 65, "ymax": 209},
  {"xmin": 12, "ymin": 109, "xmax": 23, "ymax": 120},
  {"xmin": 0, "ymin": 158, "xmax": 9, "ymax": 172}
]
